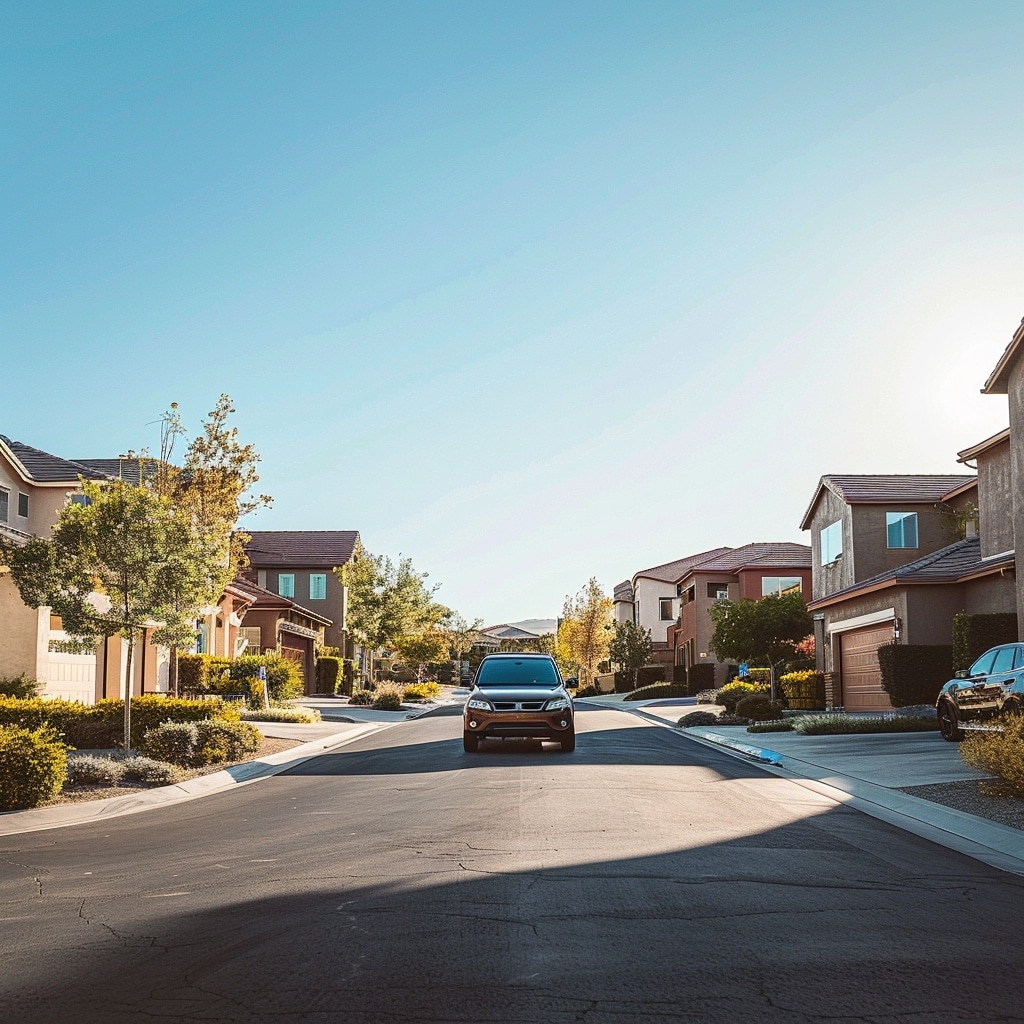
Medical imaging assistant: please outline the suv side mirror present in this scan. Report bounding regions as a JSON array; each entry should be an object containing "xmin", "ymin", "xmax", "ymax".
[
  {"xmin": 565, "ymin": 677, "xmax": 578, "ymax": 688},
  {"xmin": 955, "ymin": 670, "xmax": 969, "ymax": 679}
]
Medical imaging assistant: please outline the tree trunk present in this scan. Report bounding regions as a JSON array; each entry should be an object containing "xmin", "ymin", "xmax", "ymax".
[{"xmin": 123, "ymin": 631, "xmax": 135, "ymax": 752}]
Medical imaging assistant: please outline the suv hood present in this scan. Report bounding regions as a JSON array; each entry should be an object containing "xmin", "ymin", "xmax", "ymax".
[{"xmin": 472, "ymin": 685, "xmax": 566, "ymax": 702}]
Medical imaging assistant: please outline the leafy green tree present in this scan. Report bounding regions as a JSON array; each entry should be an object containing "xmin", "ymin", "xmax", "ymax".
[
  {"xmin": 337, "ymin": 544, "xmax": 448, "ymax": 679},
  {"xmin": 708, "ymin": 592, "xmax": 813, "ymax": 700},
  {"xmin": 2, "ymin": 480, "xmax": 210, "ymax": 749},
  {"xmin": 609, "ymin": 619, "xmax": 653, "ymax": 688},
  {"xmin": 439, "ymin": 611, "xmax": 483, "ymax": 662},
  {"xmin": 558, "ymin": 578, "xmax": 613, "ymax": 686},
  {"xmin": 394, "ymin": 629, "xmax": 450, "ymax": 682}
]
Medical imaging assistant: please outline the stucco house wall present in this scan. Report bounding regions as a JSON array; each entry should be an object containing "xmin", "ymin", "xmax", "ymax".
[
  {"xmin": 807, "ymin": 487, "xmax": 853, "ymax": 601},
  {"xmin": 849, "ymin": 503, "xmax": 958, "ymax": 584}
]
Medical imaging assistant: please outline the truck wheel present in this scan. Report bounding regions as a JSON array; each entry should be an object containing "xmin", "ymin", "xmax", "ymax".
[{"xmin": 937, "ymin": 702, "xmax": 963, "ymax": 742}]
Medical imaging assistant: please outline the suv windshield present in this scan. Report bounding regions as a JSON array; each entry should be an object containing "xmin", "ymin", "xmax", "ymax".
[{"xmin": 476, "ymin": 658, "xmax": 559, "ymax": 686}]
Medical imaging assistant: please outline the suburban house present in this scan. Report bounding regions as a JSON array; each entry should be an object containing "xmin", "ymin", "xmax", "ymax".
[
  {"xmin": 0, "ymin": 435, "xmax": 168, "ymax": 702},
  {"xmin": 799, "ymin": 472, "xmax": 1014, "ymax": 710},
  {"xmin": 612, "ymin": 580, "xmax": 634, "ymax": 624},
  {"xmin": 243, "ymin": 531, "xmax": 359, "ymax": 651},
  {"xmin": 981, "ymin": 315, "xmax": 1024, "ymax": 631},
  {"xmin": 628, "ymin": 548, "xmax": 731, "ymax": 666},
  {"xmin": 666, "ymin": 542, "xmax": 812, "ymax": 686}
]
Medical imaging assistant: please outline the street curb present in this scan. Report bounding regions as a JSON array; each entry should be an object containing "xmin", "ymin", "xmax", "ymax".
[
  {"xmin": 620, "ymin": 706, "xmax": 1024, "ymax": 878},
  {"xmin": 0, "ymin": 722, "xmax": 390, "ymax": 838}
]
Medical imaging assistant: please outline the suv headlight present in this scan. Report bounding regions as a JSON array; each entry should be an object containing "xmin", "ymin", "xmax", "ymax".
[
  {"xmin": 546, "ymin": 697, "xmax": 571, "ymax": 711},
  {"xmin": 467, "ymin": 698, "xmax": 491, "ymax": 711}
]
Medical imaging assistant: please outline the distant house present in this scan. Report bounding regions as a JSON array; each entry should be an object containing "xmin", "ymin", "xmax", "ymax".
[
  {"xmin": 800, "ymin": 472, "xmax": 1012, "ymax": 710},
  {"xmin": 243, "ymin": 531, "xmax": 360, "ymax": 655},
  {"xmin": 612, "ymin": 580, "xmax": 634, "ymax": 624},
  {"xmin": 667, "ymin": 542, "xmax": 812, "ymax": 686}
]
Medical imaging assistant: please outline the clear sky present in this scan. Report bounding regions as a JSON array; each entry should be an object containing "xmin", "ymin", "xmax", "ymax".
[{"xmin": 3, "ymin": 1, "xmax": 1021, "ymax": 625}]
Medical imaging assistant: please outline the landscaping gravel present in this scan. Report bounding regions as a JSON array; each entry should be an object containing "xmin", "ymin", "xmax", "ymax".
[{"xmin": 898, "ymin": 778, "xmax": 1024, "ymax": 831}]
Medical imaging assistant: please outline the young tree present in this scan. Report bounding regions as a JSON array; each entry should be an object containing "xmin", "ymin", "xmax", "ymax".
[
  {"xmin": 439, "ymin": 611, "xmax": 483, "ymax": 662},
  {"xmin": 2, "ymin": 480, "xmax": 210, "ymax": 749},
  {"xmin": 394, "ymin": 629, "xmax": 450, "ymax": 682},
  {"xmin": 708, "ymin": 591, "xmax": 813, "ymax": 700},
  {"xmin": 337, "ymin": 545, "xmax": 448, "ymax": 680},
  {"xmin": 609, "ymin": 619, "xmax": 653, "ymax": 688},
  {"xmin": 559, "ymin": 578, "xmax": 613, "ymax": 686}
]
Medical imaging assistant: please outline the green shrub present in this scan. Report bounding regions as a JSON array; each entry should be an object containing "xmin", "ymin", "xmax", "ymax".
[
  {"xmin": 371, "ymin": 681, "xmax": 405, "ymax": 711},
  {"xmin": 793, "ymin": 713, "xmax": 939, "ymax": 735},
  {"xmin": 747, "ymin": 720, "xmax": 795, "ymax": 733},
  {"xmin": 349, "ymin": 689, "xmax": 374, "ymax": 705},
  {"xmin": 778, "ymin": 670, "xmax": 826, "ymax": 709},
  {"xmin": 0, "ymin": 726, "xmax": 69, "ymax": 810},
  {"xmin": 230, "ymin": 653, "xmax": 304, "ymax": 703},
  {"xmin": 743, "ymin": 668, "xmax": 772, "ymax": 685},
  {"xmin": 195, "ymin": 719, "xmax": 262, "ymax": 764},
  {"xmin": 952, "ymin": 612, "xmax": 1018, "ymax": 673},
  {"xmin": 623, "ymin": 682, "xmax": 689, "ymax": 701},
  {"xmin": 177, "ymin": 653, "xmax": 233, "ymax": 694},
  {"xmin": 120, "ymin": 757, "xmax": 184, "ymax": 785},
  {"xmin": 140, "ymin": 721, "xmax": 200, "ymax": 766},
  {"xmin": 677, "ymin": 710, "xmax": 720, "ymax": 727},
  {"xmin": 960, "ymin": 714, "xmax": 1024, "ymax": 794},
  {"xmin": 686, "ymin": 663, "xmax": 716, "ymax": 694},
  {"xmin": 0, "ymin": 674, "xmax": 42, "ymax": 698},
  {"xmin": 735, "ymin": 695, "xmax": 787, "ymax": 721},
  {"xmin": 316, "ymin": 656, "xmax": 342, "ymax": 695},
  {"xmin": 240, "ymin": 707, "xmax": 320, "ymax": 724},
  {"xmin": 695, "ymin": 688, "xmax": 719, "ymax": 704},
  {"xmin": 876, "ymin": 643, "xmax": 953, "ymax": 708},
  {"xmin": 403, "ymin": 681, "xmax": 441, "ymax": 701},
  {"xmin": 717, "ymin": 681, "xmax": 769, "ymax": 713},
  {"xmin": 66, "ymin": 754, "xmax": 124, "ymax": 787}
]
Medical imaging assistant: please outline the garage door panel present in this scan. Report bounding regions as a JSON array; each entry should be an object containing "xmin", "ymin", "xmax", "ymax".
[{"xmin": 839, "ymin": 624, "xmax": 894, "ymax": 712}]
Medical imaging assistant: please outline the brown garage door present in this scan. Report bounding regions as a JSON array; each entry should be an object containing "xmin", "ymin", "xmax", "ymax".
[{"xmin": 838, "ymin": 624, "xmax": 894, "ymax": 712}]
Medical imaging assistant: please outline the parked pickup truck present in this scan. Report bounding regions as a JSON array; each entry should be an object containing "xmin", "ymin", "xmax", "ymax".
[{"xmin": 936, "ymin": 643, "xmax": 1024, "ymax": 741}]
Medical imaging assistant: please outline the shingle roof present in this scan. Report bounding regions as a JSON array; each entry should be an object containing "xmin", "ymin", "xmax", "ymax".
[
  {"xmin": 807, "ymin": 536, "xmax": 1014, "ymax": 609},
  {"xmin": 799, "ymin": 474, "xmax": 976, "ymax": 530},
  {"xmin": 244, "ymin": 530, "xmax": 360, "ymax": 568},
  {"xmin": 633, "ymin": 547, "xmax": 732, "ymax": 584},
  {"xmin": 676, "ymin": 542, "xmax": 811, "ymax": 578},
  {"xmin": 0, "ymin": 436, "xmax": 114, "ymax": 484}
]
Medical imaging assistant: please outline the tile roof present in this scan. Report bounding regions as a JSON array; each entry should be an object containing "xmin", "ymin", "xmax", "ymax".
[
  {"xmin": 0, "ymin": 435, "xmax": 114, "ymax": 484},
  {"xmin": 676, "ymin": 542, "xmax": 811, "ymax": 578},
  {"xmin": 244, "ymin": 530, "xmax": 360, "ymax": 568},
  {"xmin": 807, "ymin": 536, "xmax": 1014, "ymax": 609},
  {"xmin": 227, "ymin": 574, "xmax": 333, "ymax": 626},
  {"xmin": 799, "ymin": 474, "xmax": 976, "ymax": 530},
  {"xmin": 633, "ymin": 547, "xmax": 732, "ymax": 584}
]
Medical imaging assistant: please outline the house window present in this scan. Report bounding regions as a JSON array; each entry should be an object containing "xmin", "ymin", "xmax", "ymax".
[
  {"xmin": 886, "ymin": 511, "xmax": 918, "ymax": 549},
  {"xmin": 0, "ymin": 488, "xmax": 8, "ymax": 523},
  {"xmin": 237, "ymin": 626, "xmax": 262, "ymax": 655},
  {"xmin": 195, "ymin": 624, "xmax": 209, "ymax": 654},
  {"xmin": 69, "ymin": 493, "xmax": 92, "ymax": 507},
  {"xmin": 17, "ymin": 493, "xmax": 28, "ymax": 518},
  {"xmin": 762, "ymin": 576, "xmax": 802, "ymax": 597},
  {"xmin": 309, "ymin": 573, "xmax": 327, "ymax": 600},
  {"xmin": 707, "ymin": 583, "xmax": 729, "ymax": 601},
  {"xmin": 278, "ymin": 574, "xmax": 295, "ymax": 598},
  {"xmin": 821, "ymin": 520, "xmax": 843, "ymax": 565},
  {"xmin": 659, "ymin": 598, "xmax": 675, "ymax": 620}
]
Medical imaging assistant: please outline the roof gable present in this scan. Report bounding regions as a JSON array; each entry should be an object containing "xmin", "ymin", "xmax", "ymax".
[
  {"xmin": 983, "ymin": 317, "xmax": 1024, "ymax": 395},
  {"xmin": 0, "ymin": 435, "xmax": 114, "ymax": 485},
  {"xmin": 632, "ymin": 547, "xmax": 732, "ymax": 584}
]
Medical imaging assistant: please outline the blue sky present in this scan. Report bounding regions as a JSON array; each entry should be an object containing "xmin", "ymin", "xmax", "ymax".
[{"xmin": 3, "ymin": 1, "xmax": 1022, "ymax": 625}]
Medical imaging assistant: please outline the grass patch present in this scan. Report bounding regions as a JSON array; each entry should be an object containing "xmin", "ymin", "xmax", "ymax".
[
  {"xmin": 793, "ymin": 713, "xmax": 939, "ymax": 736},
  {"xmin": 746, "ymin": 720, "xmax": 795, "ymax": 733}
]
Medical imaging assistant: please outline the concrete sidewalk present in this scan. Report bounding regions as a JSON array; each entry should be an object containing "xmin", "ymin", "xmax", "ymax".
[{"xmin": 586, "ymin": 695, "xmax": 1024, "ymax": 876}]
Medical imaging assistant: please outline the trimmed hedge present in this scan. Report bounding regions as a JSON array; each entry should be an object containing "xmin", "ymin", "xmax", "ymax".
[
  {"xmin": 952, "ymin": 612, "xmax": 1018, "ymax": 673},
  {"xmin": 316, "ymin": 656, "xmax": 342, "ymax": 695},
  {"xmin": 0, "ymin": 726, "xmax": 69, "ymax": 810},
  {"xmin": 677, "ymin": 710, "xmax": 719, "ymax": 727},
  {"xmin": 735, "ymin": 695, "xmax": 787, "ymax": 721},
  {"xmin": 779, "ymin": 670, "xmax": 825, "ymax": 710},
  {"xmin": 178, "ymin": 653, "xmax": 232, "ymax": 693},
  {"xmin": 877, "ymin": 643, "xmax": 952, "ymax": 708},
  {"xmin": 686, "ymin": 663, "xmax": 716, "ymax": 694},
  {"xmin": 624, "ymin": 682, "xmax": 689, "ymax": 701}
]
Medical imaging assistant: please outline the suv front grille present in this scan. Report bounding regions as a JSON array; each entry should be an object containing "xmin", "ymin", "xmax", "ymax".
[{"xmin": 492, "ymin": 701, "xmax": 545, "ymax": 711}]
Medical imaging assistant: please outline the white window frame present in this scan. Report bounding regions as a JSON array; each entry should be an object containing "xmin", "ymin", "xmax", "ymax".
[{"xmin": 821, "ymin": 520, "xmax": 843, "ymax": 565}]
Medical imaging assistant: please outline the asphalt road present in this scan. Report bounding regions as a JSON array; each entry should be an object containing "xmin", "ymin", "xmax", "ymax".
[{"xmin": 3, "ymin": 703, "xmax": 1024, "ymax": 1023}]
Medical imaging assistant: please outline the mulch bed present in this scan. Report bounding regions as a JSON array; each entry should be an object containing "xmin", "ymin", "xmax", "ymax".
[{"xmin": 897, "ymin": 778, "xmax": 1024, "ymax": 831}]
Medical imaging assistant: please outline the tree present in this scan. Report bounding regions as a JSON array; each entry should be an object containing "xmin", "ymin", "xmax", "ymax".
[
  {"xmin": 609, "ymin": 619, "xmax": 653, "ymax": 688},
  {"xmin": 558, "ymin": 578, "xmax": 613, "ymax": 686},
  {"xmin": 394, "ymin": 629, "xmax": 450, "ymax": 682},
  {"xmin": 708, "ymin": 592, "xmax": 813, "ymax": 700},
  {"xmin": 337, "ymin": 545, "xmax": 448, "ymax": 680},
  {"xmin": 439, "ymin": 611, "xmax": 483, "ymax": 662},
  {"xmin": 150, "ymin": 397, "xmax": 272, "ymax": 693},
  {"xmin": 2, "ymin": 480, "xmax": 210, "ymax": 749}
]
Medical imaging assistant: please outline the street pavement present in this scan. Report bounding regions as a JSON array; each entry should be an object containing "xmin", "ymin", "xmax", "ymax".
[
  {"xmin": 2, "ymin": 693, "xmax": 1023, "ymax": 878},
  {"xmin": 4, "ymin": 702, "xmax": 1024, "ymax": 1024}
]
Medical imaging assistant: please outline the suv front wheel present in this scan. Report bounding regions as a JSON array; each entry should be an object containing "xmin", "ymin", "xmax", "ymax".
[
  {"xmin": 937, "ymin": 701, "xmax": 963, "ymax": 742},
  {"xmin": 463, "ymin": 731, "xmax": 479, "ymax": 753},
  {"xmin": 559, "ymin": 730, "xmax": 576, "ymax": 753}
]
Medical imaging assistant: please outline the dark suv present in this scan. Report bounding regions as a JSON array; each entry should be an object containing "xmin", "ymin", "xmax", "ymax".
[
  {"xmin": 463, "ymin": 653, "xmax": 575, "ymax": 753},
  {"xmin": 936, "ymin": 643, "xmax": 1024, "ymax": 741}
]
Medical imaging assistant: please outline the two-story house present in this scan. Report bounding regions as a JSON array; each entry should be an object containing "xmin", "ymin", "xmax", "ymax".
[
  {"xmin": 800, "ymin": 472, "xmax": 1013, "ymax": 710},
  {"xmin": 243, "ymin": 530, "xmax": 360, "ymax": 661},
  {"xmin": 667, "ymin": 542, "xmax": 812, "ymax": 686}
]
